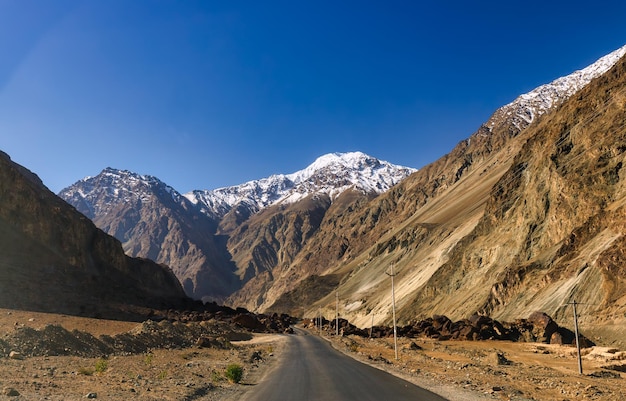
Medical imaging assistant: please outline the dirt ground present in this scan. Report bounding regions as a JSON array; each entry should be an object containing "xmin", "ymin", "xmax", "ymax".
[
  {"xmin": 326, "ymin": 332, "xmax": 626, "ymax": 401},
  {"xmin": 1, "ymin": 308, "xmax": 625, "ymax": 401},
  {"xmin": 0, "ymin": 308, "xmax": 284, "ymax": 401}
]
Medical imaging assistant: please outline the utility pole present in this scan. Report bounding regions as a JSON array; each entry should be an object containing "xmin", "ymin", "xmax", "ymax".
[
  {"xmin": 318, "ymin": 308, "xmax": 322, "ymax": 336},
  {"xmin": 569, "ymin": 300, "xmax": 583, "ymax": 375},
  {"xmin": 386, "ymin": 263, "xmax": 398, "ymax": 360},
  {"xmin": 335, "ymin": 291, "xmax": 339, "ymax": 336},
  {"xmin": 370, "ymin": 314, "xmax": 374, "ymax": 338}
]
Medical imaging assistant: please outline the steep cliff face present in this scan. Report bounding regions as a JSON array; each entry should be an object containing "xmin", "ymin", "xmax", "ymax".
[
  {"xmin": 0, "ymin": 152, "xmax": 188, "ymax": 317},
  {"xmin": 302, "ymin": 52, "xmax": 626, "ymax": 345}
]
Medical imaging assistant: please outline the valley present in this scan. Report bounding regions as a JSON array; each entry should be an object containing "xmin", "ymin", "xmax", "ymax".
[{"xmin": 2, "ymin": 30, "xmax": 626, "ymax": 401}]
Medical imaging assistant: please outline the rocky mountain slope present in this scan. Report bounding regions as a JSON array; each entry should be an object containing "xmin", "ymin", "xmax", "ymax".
[
  {"xmin": 0, "ymin": 151, "xmax": 188, "ymax": 318},
  {"xmin": 59, "ymin": 152, "xmax": 415, "ymax": 303},
  {"xmin": 59, "ymin": 168, "xmax": 239, "ymax": 300},
  {"xmin": 291, "ymin": 45, "xmax": 626, "ymax": 345}
]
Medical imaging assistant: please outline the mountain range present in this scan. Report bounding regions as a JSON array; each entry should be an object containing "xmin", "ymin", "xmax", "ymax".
[
  {"xmin": 52, "ymin": 42, "xmax": 626, "ymax": 345},
  {"xmin": 59, "ymin": 151, "xmax": 416, "ymax": 302}
]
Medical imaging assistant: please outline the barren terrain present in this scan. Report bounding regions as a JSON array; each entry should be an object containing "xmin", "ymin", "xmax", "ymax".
[{"xmin": 1, "ymin": 308, "xmax": 626, "ymax": 401}]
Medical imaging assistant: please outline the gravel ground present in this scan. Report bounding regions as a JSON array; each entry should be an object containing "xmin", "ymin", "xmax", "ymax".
[{"xmin": 1, "ymin": 309, "xmax": 625, "ymax": 401}]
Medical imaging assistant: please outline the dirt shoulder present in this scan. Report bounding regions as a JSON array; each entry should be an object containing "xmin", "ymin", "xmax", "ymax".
[{"xmin": 325, "ymin": 331, "xmax": 626, "ymax": 401}]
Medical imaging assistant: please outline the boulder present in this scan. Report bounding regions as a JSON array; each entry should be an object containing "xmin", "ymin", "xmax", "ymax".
[{"xmin": 528, "ymin": 312, "xmax": 559, "ymax": 343}]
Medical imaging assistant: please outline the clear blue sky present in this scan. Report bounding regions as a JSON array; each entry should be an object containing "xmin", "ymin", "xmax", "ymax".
[{"xmin": 2, "ymin": 1, "xmax": 625, "ymax": 194}]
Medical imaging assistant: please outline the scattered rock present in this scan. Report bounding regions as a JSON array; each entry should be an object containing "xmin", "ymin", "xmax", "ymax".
[
  {"xmin": 3, "ymin": 387, "xmax": 20, "ymax": 397},
  {"xmin": 249, "ymin": 350, "xmax": 263, "ymax": 363},
  {"xmin": 86, "ymin": 392, "xmax": 98, "ymax": 398},
  {"xmin": 588, "ymin": 370, "xmax": 622, "ymax": 379},
  {"xmin": 408, "ymin": 341, "xmax": 422, "ymax": 350},
  {"xmin": 487, "ymin": 352, "xmax": 511, "ymax": 366},
  {"xmin": 8, "ymin": 351, "xmax": 23, "ymax": 360}
]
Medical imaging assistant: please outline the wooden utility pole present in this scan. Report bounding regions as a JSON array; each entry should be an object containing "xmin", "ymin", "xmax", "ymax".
[
  {"xmin": 386, "ymin": 263, "xmax": 398, "ymax": 360},
  {"xmin": 569, "ymin": 300, "xmax": 583, "ymax": 374},
  {"xmin": 335, "ymin": 291, "xmax": 339, "ymax": 336}
]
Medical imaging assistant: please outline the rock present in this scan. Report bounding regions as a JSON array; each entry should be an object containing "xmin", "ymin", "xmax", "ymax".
[
  {"xmin": 8, "ymin": 351, "xmax": 23, "ymax": 360},
  {"xmin": 232, "ymin": 314, "xmax": 266, "ymax": 332},
  {"xmin": 550, "ymin": 331, "xmax": 564, "ymax": 345},
  {"xmin": 487, "ymin": 351, "xmax": 511, "ymax": 366},
  {"xmin": 3, "ymin": 387, "xmax": 20, "ymax": 397},
  {"xmin": 408, "ymin": 341, "xmax": 423, "ymax": 350},
  {"xmin": 86, "ymin": 392, "xmax": 98, "ymax": 398},
  {"xmin": 249, "ymin": 351, "xmax": 263, "ymax": 362},
  {"xmin": 528, "ymin": 312, "xmax": 559, "ymax": 343}
]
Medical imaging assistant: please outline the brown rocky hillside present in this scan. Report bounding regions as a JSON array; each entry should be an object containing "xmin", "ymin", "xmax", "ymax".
[
  {"xmin": 0, "ymin": 152, "xmax": 188, "ymax": 318},
  {"xmin": 295, "ymin": 51, "xmax": 626, "ymax": 346}
]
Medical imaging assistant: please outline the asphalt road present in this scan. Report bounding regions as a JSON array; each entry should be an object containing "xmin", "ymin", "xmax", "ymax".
[{"xmin": 242, "ymin": 328, "xmax": 448, "ymax": 401}]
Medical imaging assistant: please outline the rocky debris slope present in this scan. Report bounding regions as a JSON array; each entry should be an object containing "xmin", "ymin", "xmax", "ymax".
[
  {"xmin": 297, "ymin": 46, "xmax": 626, "ymax": 347},
  {"xmin": 308, "ymin": 311, "xmax": 594, "ymax": 347},
  {"xmin": 0, "ymin": 304, "xmax": 294, "ymax": 359}
]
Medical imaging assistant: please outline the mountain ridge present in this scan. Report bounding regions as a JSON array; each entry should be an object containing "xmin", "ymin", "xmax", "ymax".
[
  {"xmin": 59, "ymin": 151, "xmax": 415, "ymax": 302},
  {"xmin": 185, "ymin": 151, "xmax": 417, "ymax": 221}
]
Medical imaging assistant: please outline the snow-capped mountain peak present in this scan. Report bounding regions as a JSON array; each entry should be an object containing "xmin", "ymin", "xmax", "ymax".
[
  {"xmin": 185, "ymin": 152, "xmax": 416, "ymax": 219},
  {"xmin": 489, "ymin": 44, "xmax": 626, "ymax": 131},
  {"xmin": 59, "ymin": 167, "xmax": 185, "ymax": 219}
]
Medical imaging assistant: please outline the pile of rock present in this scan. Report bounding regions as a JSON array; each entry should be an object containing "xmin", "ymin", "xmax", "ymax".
[
  {"xmin": 312, "ymin": 312, "xmax": 594, "ymax": 347},
  {"xmin": 154, "ymin": 301, "xmax": 296, "ymax": 334},
  {"xmin": 1, "ymin": 302, "xmax": 298, "ymax": 359}
]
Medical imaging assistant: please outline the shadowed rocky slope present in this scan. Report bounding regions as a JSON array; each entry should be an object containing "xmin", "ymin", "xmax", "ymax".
[{"xmin": 0, "ymin": 152, "xmax": 188, "ymax": 318}]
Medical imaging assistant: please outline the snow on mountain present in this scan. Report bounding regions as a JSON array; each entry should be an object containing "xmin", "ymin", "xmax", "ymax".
[
  {"xmin": 59, "ymin": 167, "xmax": 187, "ymax": 219},
  {"xmin": 185, "ymin": 152, "xmax": 417, "ymax": 218},
  {"xmin": 489, "ymin": 44, "xmax": 626, "ymax": 131}
]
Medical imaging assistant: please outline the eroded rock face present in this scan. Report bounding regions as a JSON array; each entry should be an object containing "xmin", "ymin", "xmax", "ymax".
[{"xmin": 0, "ymin": 152, "xmax": 188, "ymax": 318}]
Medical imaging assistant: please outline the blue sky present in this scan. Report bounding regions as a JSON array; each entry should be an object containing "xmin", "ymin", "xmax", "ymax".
[{"xmin": 1, "ymin": 1, "xmax": 625, "ymax": 194}]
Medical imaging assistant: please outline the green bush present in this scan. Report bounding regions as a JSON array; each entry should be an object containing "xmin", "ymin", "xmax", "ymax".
[
  {"xmin": 95, "ymin": 358, "xmax": 108, "ymax": 373},
  {"xmin": 224, "ymin": 364, "xmax": 243, "ymax": 383}
]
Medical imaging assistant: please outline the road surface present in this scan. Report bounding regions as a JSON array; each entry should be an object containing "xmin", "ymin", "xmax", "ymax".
[{"xmin": 242, "ymin": 328, "xmax": 448, "ymax": 401}]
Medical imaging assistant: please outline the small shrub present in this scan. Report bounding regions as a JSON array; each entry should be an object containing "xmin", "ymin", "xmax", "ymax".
[
  {"xmin": 144, "ymin": 353, "xmax": 154, "ymax": 365},
  {"xmin": 349, "ymin": 342, "xmax": 359, "ymax": 352},
  {"xmin": 158, "ymin": 370, "xmax": 168, "ymax": 380},
  {"xmin": 95, "ymin": 358, "xmax": 108, "ymax": 373},
  {"xmin": 224, "ymin": 364, "xmax": 243, "ymax": 383}
]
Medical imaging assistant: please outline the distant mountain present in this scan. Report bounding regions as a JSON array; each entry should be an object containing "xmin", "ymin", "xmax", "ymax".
[
  {"xmin": 185, "ymin": 151, "xmax": 417, "ymax": 222},
  {"xmin": 0, "ymin": 151, "xmax": 188, "ymax": 318},
  {"xmin": 59, "ymin": 152, "xmax": 416, "ymax": 302},
  {"xmin": 59, "ymin": 168, "xmax": 239, "ymax": 301}
]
